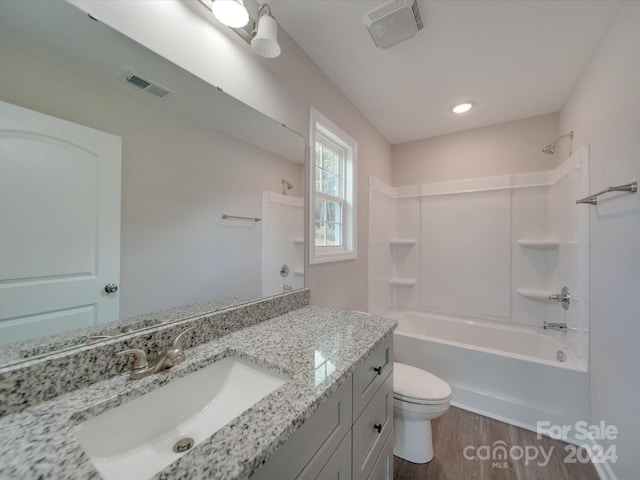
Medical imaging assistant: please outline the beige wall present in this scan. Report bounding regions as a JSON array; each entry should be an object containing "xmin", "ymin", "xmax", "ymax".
[
  {"xmin": 0, "ymin": 41, "xmax": 303, "ymax": 319},
  {"xmin": 392, "ymin": 113, "xmax": 559, "ymax": 186},
  {"xmin": 67, "ymin": 0, "xmax": 393, "ymax": 311},
  {"xmin": 559, "ymin": 3, "xmax": 640, "ymax": 478}
]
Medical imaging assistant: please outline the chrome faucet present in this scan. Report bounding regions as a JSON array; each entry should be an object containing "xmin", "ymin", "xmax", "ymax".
[
  {"xmin": 544, "ymin": 322, "xmax": 568, "ymax": 332},
  {"xmin": 118, "ymin": 327, "xmax": 193, "ymax": 380}
]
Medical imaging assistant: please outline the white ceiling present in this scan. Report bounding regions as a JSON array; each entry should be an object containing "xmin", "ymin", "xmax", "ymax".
[{"xmin": 271, "ymin": 0, "xmax": 622, "ymax": 145}]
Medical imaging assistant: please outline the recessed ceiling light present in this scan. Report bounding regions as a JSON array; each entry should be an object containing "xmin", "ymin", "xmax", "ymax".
[{"xmin": 451, "ymin": 102, "xmax": 474, "ymax": 114}]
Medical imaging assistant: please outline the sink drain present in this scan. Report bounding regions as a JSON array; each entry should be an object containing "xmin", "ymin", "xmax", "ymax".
[{"xmin": 173, "ymin": 437, "xmax": 194, "ymax": 453}]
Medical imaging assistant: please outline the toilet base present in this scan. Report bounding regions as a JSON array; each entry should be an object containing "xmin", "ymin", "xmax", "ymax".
[{"xmin": 393, "ymin": 418, "xmax": 433, "ymax": 464}]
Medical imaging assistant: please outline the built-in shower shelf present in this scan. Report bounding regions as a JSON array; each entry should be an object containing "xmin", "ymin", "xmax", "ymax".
[
  {"xmin": 517, "ymin": 239, "xmax": 560, "ymax": 250},
  {"xmin": 390, "ymin": 278, "xmax": 417, "ymax": 287},
  {"xmin": 517, "ymin": 289, "xmax": 555, "ymax": 302},
  {"xmin": 390, "ymin": 239, "xmax": 417, "ymax": 247},
  {"xmin": 293, "ymin": 239, "xmax": 304, "ymax": 245},
  {"xmin": 294, "ymin": 270, "xmax": 304, "ymax": 276}
]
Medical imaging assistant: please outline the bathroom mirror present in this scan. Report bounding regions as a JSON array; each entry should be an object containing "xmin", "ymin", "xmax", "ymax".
[{"xmin": 0, "ymin": 1, "xmax": 306, "ymax": 366}]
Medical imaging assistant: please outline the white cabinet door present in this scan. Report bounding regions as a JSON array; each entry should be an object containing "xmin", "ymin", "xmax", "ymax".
[{"xmin": 0, "ymin": 100, "xmax": 121, "ymax": 344}]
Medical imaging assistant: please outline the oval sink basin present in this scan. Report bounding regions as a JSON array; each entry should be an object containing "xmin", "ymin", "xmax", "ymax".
[{"xmin": 72, "ymin": 357, "xmax": 288, "ymax": 480}]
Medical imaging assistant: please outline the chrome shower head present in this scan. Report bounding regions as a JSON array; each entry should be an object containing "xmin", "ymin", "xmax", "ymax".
[
  {"xmin": 281, "ymin": 178, "xmax": 293, "ymax": 195},
  {"xmin": 542, "ymin": 130, "xmax": 573, "ymax": 155}
]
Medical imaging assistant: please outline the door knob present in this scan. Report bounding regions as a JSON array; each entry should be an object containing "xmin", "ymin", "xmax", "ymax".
[{"xmin": 105, "ymin": 283, "xmax": 119, "ymax": 294}]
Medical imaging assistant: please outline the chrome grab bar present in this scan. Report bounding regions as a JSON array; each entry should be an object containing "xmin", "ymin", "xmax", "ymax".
[{"xmin": 576, "ymin": 181, "xmax": 637, "ymax": 205}]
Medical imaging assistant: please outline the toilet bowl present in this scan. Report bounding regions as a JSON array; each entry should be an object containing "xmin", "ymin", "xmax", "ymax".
[{"xmin": 393, "ymin": 362, "xmax": 451, "ymax": 464}]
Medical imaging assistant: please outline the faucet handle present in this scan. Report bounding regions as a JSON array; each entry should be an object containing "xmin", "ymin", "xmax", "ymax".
[
  {"xmin": 171, "ymin": 327, "xmax": 194, "ymax": 351},
  {"xmin": 117, "ymin": 348, "xmax": 149, "ymax": 371}
]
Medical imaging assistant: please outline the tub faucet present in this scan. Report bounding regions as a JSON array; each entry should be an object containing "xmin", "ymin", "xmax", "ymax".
[
  {"xmin": 118, "ymin": 327, "xmax": 194, "ymax": 380},
  {"xmin": 544, "ymin": 322, "xmax": 568, "ymax": 332}
]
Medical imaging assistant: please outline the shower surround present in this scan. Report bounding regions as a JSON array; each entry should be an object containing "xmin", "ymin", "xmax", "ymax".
[{"xmin": 369, "ymin": 147, "xmax": 590, "ymax": 440}]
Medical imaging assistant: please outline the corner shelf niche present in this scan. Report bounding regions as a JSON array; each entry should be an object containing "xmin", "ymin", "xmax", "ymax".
[
  {"xmin": 517, "ymin": 239, "xmax": 559, "ymax": 250},
  {"xmin": 390, "ymin": 278, "xmax": 416, "ymax": 287},
  {"xmin": 390, "ymin": 239, "xmax": 417, "ymax": 247}
]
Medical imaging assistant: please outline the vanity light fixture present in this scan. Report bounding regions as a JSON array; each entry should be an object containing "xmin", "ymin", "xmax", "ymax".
[
  {"xmin": 251, "ymin": 4, "xmax": 281, "ymax": 58},
  {"xmin": 451, "ymin": 102, "xmax": 475, "ymax": 114},
  {"xmin": 211, "ymin": 0, "xmax": 250, "ymax": 28},
  {"xmin": 202, "ymin": 0, "xmax": 281, "ymax": 59}
]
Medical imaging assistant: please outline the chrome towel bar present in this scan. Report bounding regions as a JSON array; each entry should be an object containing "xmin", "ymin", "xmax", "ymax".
[
  {"xmin": 221, "ymin": 214, "xmax": 262, "ymax": 222},
  {"xmin": 576, "ymin": 181, "xmax": 637, "ymax": 205}
]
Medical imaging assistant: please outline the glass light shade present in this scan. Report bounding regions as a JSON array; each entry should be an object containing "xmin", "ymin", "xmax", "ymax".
[
  {"xmin": 211, "ymin": 0, "xmax": 249, "ymax": 28},
  {"xmin": 251, "ymin": 14, "xmax": 281, "ymax": 59}
]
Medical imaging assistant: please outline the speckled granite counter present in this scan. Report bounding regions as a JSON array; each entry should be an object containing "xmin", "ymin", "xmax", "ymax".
[{"xmin": 0, "ymin": 306, "xmax": 396, "ymax": 480}]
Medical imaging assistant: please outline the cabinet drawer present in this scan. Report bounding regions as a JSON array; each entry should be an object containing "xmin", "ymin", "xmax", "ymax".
[
  {"xmin": 314, "ymin": 431, "xmax": 352, "ymax": 480},
  {"xmin": 352, "ymin": 372, "xmax": 393, "ymax": 480},
  {"xmin": 352, "ymin": 335, "xmax": 393, "ymax": 420},
  {"xmin": 251, "ymin": 376, "xmax": 353, "ymax": 480},
  {"xmin": 367, "ymin": 431, "xmax": 392, "ymax": 480}
]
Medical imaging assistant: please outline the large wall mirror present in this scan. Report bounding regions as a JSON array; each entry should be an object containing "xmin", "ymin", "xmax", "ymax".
[{"xmin": 0, "ymin": 1, "xmax": 306, "ymax": 367}]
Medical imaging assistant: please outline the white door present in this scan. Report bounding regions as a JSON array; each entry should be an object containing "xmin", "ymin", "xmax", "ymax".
[{"xmin": 0, "ymin": 100, "xmax": 121, "ymax": 345}]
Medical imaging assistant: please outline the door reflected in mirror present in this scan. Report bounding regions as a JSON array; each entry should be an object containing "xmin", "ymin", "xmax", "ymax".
[{"xmin": 0, "ymin": 1, "xmax": 305, "ymax": 366}]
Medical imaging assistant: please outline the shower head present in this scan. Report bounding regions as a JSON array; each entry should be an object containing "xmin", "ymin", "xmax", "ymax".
[
  {"xmin": 542, "ymin": 130, "xmax": 574, "ymax": 155},
  {"xmin": 281, "ymin": 178, "xmax": 293, "ymax": 195}
]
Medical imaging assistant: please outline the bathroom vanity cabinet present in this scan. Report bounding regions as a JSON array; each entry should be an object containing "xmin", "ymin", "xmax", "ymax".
[
  {"xmin": 251, "ymin": 336, "xmax": 393, "ymax": 480},
  {"xmin": 0, "ymin": 302, "xmax": 397, "ymax": 480}
]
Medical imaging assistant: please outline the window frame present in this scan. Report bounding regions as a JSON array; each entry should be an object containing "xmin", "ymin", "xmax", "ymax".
[{"xmin": 309, "ymin": 107, "xmax": 357, "ymax": 264}]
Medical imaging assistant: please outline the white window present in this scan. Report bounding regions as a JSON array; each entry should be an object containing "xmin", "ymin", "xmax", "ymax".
[{"xmin": 309, "ymin": 108, "xmax": 357, "ymax": 264}]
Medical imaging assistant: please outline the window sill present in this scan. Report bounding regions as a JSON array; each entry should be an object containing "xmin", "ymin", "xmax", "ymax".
[{"xmin": 310, "ymin": 248, "xmax": 357, "ymax": 265}]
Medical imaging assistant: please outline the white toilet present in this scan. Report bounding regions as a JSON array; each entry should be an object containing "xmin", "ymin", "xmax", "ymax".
[{"xmin": 393, "ymin": 362, "xmax": 452, "ymax": 463}]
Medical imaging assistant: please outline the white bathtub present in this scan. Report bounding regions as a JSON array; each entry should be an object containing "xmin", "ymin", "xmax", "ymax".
[{"xmin": 388, "ymin": 310, "xmax": 590, "ymax": 443}]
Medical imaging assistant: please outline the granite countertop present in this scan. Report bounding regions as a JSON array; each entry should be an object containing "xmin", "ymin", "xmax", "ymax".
[{"xmin": 0, "ymin": 306, "xmax": 396, "ymax": 480}]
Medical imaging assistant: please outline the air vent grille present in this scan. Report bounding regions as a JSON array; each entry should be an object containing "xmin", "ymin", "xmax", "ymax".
[
  {"xmin": 367, "ymin": 0, "xmax": 404, "ymax": 23},
  {"xmin": 126, "ymin": 74, "xmax": 151, "ymax": 90},
  {"xmin": 123, "ymin": 72, "xmax": 174, "ymax": 99}
]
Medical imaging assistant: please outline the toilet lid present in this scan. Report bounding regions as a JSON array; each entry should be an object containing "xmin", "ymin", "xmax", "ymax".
[{"xmin": 393, "ymin": 362, "xmax": 451, "ymax": 403}]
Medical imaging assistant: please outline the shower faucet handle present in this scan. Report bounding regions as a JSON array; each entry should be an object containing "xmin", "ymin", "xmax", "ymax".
[{"xmin": 548, "ymin": 286, "xmax": 571, "ymax": 310}]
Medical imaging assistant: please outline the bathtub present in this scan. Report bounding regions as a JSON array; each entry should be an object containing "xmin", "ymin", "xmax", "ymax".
[{"xmin": 387, "ymin": 310, "xmax": 590, "ymax": 444}]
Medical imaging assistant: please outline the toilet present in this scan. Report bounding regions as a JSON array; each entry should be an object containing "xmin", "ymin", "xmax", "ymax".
[{"xmin": 393, "ymin": 362, "xmax": 452, "ymax": 464}]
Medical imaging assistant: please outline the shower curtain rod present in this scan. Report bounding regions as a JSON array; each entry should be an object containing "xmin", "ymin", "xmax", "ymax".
[
  {"xmin": 576, "ymin": 181, "xmax": 637, "ymax": 205},
  {"xmin": 221, "ymin": 214, "xmax": 262, "ymax": 222}
]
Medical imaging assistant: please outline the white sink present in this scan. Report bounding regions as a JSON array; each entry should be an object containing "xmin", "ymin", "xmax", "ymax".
[{"xmin": 73, "ymin": 357, "xmax": 288, "ymax": 480}]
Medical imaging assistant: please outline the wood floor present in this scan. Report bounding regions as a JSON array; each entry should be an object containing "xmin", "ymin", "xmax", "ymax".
[{"xmin": 393, "ymin": 407, "xmax": 600, "ymax": 480}]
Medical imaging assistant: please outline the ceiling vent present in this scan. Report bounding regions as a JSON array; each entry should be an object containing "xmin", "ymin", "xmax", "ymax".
[
  {"xmin": 363, "ymin": 0, "xmax": 424, "ymax": 49},
  {"xmin": 123, "ymin": 72, "xmax": 174, "ymax": 99}
]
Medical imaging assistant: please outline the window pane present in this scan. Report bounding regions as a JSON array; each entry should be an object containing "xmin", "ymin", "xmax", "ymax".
[
  {"xmin": 315, "ymin": 222, "xmax": 326, "ymax": 246},
  {"xmin": 326, "ymin": 200, "xmax": 342, "ymax": 223},
  {"xmin": 326, "ymin": 222, "xmax": 341, "ymax": 246},
  {"xmin": 315, "ymin": 198, "xmax": 326, "ymax": 222},
  {"xmin": 323, "ymin": 172, "xmax": 338, "ymax": 196},
  {"xmin": 334, "ymin": 223, "xmax": 343, "ymax": 246},
  {"xmin": 315, "ymin": 143, "xmax": 322, "ymax": 167},
  {"xmin": 321, "ymin": 146, "xmax": 339, "ymax": 174},
  {"xmin": 315, "ymin": 166, "xmax": 323, "ymax": 192}
]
